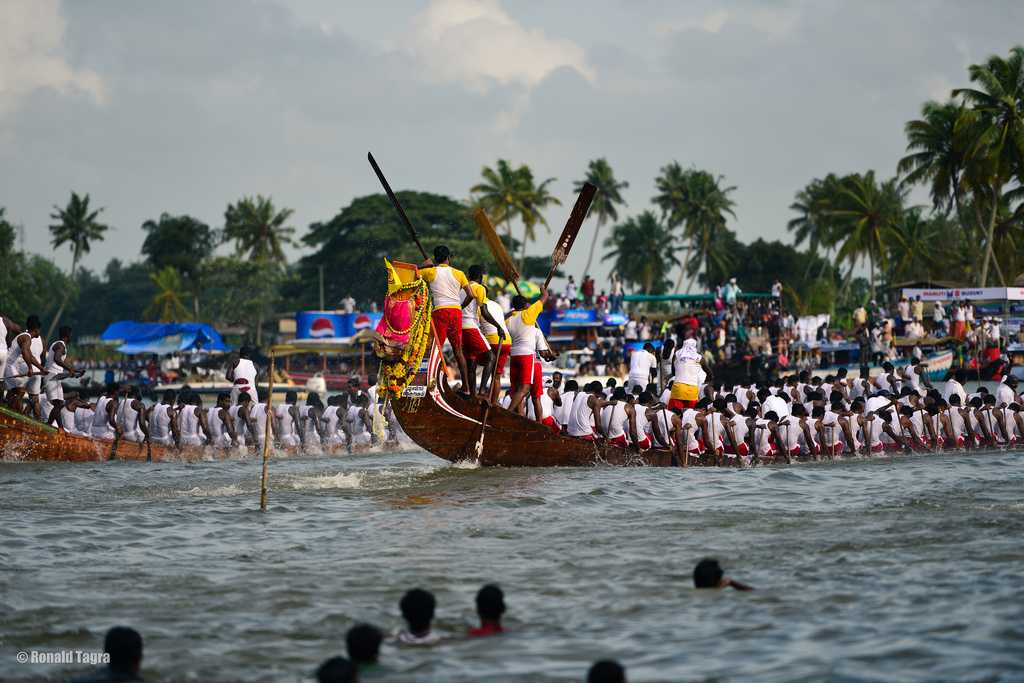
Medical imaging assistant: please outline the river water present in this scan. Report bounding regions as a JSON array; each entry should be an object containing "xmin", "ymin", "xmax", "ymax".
[{"xmin": 3, "ymin": 449, "xmax": 1023, "ymax": 682}]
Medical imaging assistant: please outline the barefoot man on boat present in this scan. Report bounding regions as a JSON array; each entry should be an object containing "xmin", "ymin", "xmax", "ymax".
[
  {"xmin": 419, "ymin": 245, "xmax": 477, "ymax": 395},
  {"xmin": 506, "ymin": 290, "xmax": 549, "ymax": 414},
  {"xmin": 226, "ymin": 346, "xmax": 258, "ymax": 406},
  {"xmin": 4, "ymin": 315, "xmax": 46, "ymax": 418}
]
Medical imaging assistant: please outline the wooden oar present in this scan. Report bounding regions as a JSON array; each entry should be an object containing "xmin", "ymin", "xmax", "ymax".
[
  {"xmin": 259, "ymin": 351, "xmax": 276, "ymax": 512},
  {"xmin": 467, "ymin": 184, "xmax": 597, "ymax": 460},
  {"xmin": 367, "ymin": 152, "xmax": 429, "ymax": 261},
  {"xmin": 468, "ymin": 349, "xmax": 504, "ymax": 460},
  {"xmin": 542, "ymin": 182, "xmax": 597, "ymax": 291},
  {"xmin": 473, "ymin": 207, "xmax": 521, "ymax": 294}
]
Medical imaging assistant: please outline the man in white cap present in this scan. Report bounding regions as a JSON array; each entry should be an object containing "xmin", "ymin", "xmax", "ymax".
[{"xmin": 667, "ymin": 336, "xmax": 713, "ymax": 411}]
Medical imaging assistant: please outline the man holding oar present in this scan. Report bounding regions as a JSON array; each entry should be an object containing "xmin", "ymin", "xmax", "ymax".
[
  {"xmin": 419, "ymin": 245, "xmax": 476, "ymax": 396},
  {"xmin": 4, "ymin": 315, "xmax": 46, "ymax": 417},
  {"xmin": 460, "ymin": 265, "xmax": 503, "ymax": 397},
  {"xmin": 506, "ymin": 289, "xmax": 549, "ymax": 414}
]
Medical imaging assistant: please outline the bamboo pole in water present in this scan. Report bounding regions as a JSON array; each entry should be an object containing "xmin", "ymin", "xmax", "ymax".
[{"xmin": 259, "ymin": 351, "xmax": 275, "ymax": 512}]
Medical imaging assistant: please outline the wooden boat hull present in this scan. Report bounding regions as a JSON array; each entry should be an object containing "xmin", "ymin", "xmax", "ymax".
[
  {"xmin": 392, "ymin": 343, "xmax": 681, "ymax": 467},
  {"xmin": 0, "ymin": 407, "xmax": 319, "ymax": 463}
]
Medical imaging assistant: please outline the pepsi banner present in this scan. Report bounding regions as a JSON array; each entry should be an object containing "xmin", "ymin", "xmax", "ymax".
[{"xmin": 296, "ymin": 311, "xmax": 383, "ymax": 341}]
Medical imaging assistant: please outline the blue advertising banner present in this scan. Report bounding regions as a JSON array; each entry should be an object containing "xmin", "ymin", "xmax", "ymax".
[
  {"xmin": 296, "ymin": 311, "xmax": 383, "ymax": 340},
  {"xmin": 537, "ymin": 308, "xmax": 630, "ymax": 336}
]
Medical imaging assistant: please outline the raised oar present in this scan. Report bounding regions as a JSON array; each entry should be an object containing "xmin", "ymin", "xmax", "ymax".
[
  {"xmin": 473, "ymin": 208, "xmax": 521, "ymax": 295},
  {"xmin": 542, "ymin": 182, "xmax": 597, "ymax": 291},
  {"xmin": 367, "ymin": 152, "xmax": 429, "ymax": 261}
]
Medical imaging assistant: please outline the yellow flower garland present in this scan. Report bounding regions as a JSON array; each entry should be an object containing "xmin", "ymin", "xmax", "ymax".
[{"xmin": 377, "ymin": 277, "xmax": 433, "ymax": 400}]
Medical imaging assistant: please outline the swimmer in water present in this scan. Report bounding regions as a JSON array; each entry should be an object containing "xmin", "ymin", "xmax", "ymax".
[
  {"xmin": 693, "ymin": 558, "xmax": 753, "ymax": 591},
  {"xmin": 468, "ymin": 584, "xmax": 505, "ymax": 637}
]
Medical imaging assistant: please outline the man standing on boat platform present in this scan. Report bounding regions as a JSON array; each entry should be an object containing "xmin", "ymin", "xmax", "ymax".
[
  {"xmin": 419, "ymin": 245, "xmax": 476, "ymax": 395},
  {"xmin": 42, "ymin": 326, "xmax": 85, "ymax": 425},
  {"xmin": 506, "ymin": 289, "xmax": 549, "ymax": 414},
  {"xmin": 226, "ymin": 346, "xmax": 258, "ymax": 406},
  {"xmin": 0, "ymin": 313, "xmax": 22, "ymax": 405}
]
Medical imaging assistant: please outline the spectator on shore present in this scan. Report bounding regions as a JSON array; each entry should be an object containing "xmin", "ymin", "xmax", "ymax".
[
  {"xmin": 468, "ymin": 584, "xmax": 506, "ymax": 637},
  {"xmin": 316, "ymin": 656, "xmax": 357, "ymax": 683},
  {"xmin": 71, "ymin": 626, "xmax": 144, "ymax": 683},
  {"xmin": 610, "ymin": 273, "xmax": 624, "ymax": 312},
  {"xmin": 565, "ymin": 276, "xmax": 577, "ymax": 302},
  {"xmin": 771, "ymin": 278, "xmax": 783, "ymax": 299},
  {"xmin": 397, "ymin": 588, "xmax": 440, "ymax": 645},
  {"xmin": 624, "ymin": 316, "xmax": 638, "ymax": 341},
  {"xmin": 588, "ymin": 660, "xmax": 627, "ymax": 683},
  {"xmin": 693, "ymin": 558, "xmax": 753, "ymax": 591},
  {"xmin": 933, "ymin": 299, "xmax": 946, "ymax": 335},
  {"xmin": 582, "ymin": 275, "xmax": 595, "ymax": 307},
  {"xmin": 912, "ymin": 295, "xmax": 924, "ymax": 325},
  {"xmin": 723, "ymin": 277, "xmax": 741, "ymax": 307},
  {"xmin": 346, "ymin": 623, "xmax": 383, "ymax": 667}
]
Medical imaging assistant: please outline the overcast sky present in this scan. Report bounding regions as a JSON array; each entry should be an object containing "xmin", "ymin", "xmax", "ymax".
[{"xmin": 2, "ymin": 0, "xmax": 1022, "ymax": 289}]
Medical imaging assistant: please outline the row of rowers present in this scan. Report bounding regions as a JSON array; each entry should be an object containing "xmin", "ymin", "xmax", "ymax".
[
  {"xmin": 50, "ymin": 386, "xmax": 382, "ymax": 452},
  {"xmin": 500, "ymin": 368, "xmax": 1023, "ymax": 464}
]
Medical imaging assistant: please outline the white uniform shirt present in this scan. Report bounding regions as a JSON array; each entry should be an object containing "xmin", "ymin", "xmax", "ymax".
[{"xmin": 628, "ymin": 349, "xmax": 657, "ymax": 384}]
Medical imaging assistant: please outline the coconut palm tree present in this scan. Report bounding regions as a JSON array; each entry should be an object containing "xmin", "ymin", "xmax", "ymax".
[
  {"xmin": 653, "ymin": 162, "xmax": 690, "ymax": 290},
  {"xmin": 603, "ymin": 211, "xmax": 680, "ymax": 294},
  {"xmin": 145, "ymin": 267, "xmax": 190, "ymax": 322},
  {"xmin": 223, "ymin": 195, "xmax": 294, "ymax": 343},
  {"xmin": 830, "ymin": 171, "xmax": 907, "ymax": 299},
  {"xmin": 680, "ymin": 169, "xmax": 737, "ymax": 291},
  {"xmin": 897, "ymin": 100, "xmax": 968, "ymax": 216},
  {"xmin": 471, "ymin": 159, "xmax": 529, "ymax": 244},
  {"xmin": 223, "ymin": 195, "xmax": 295, "ymax": 266},
  {"xmin": 952, "ymin": 46, "xmax": 1024, "ymax": 286},
  {"xmin": 885, "ymin": 208, "xmax": 941, "ymax": 284},
  {"xmin": 471, "ymin": 160, "xmax": 560, "ymax": 269},
  {"xmin": 575, "ymin": 158, "xmax": 628, "ymax": 276},
  {"xmin": 516, "ymin": 166, "xmax": 561, "ymax": 267},
  {"xmin": 787, "ymin": 175, "xmax": 845, "ymax": 278},
  {"xmin": 653, "ymin": 164, "xmax": 736, "ymax": 292},
  {"xmin": 47, "ymin": 191, "xmax": 109, "ymax": 337}
]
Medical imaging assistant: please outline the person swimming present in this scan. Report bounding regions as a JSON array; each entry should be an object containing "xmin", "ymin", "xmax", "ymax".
[
  {"xmin": 468, "ymin": 584, "xmax": 505, "ymax": 637},
  {"xmin": 346, "ymin": 623, "xmax": 383, "ymax": 667},
  {"xmin": 588, "ymin": 659, "xmax": 627, "ymax": 683},
  {"xmin": 396, "ymin": 588, "xmax": 440, "ymax": 645},
  {"xmin": 693, "ymin": 558, "xmax": 753, "ymax": 591}
]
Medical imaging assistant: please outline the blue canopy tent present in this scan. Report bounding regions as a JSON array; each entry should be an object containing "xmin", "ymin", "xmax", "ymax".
[{"xmin": 100, "ymin": 321, "xmax": 230, "ymax": 355}]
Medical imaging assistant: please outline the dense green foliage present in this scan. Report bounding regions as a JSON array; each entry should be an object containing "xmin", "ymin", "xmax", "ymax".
[{"xmin": 289, "ymin": 191, "xmax": 493, "ymax": 309}]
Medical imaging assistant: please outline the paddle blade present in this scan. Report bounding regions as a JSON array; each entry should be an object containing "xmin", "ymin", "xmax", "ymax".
[
  {"xmin": 552, "ymin": 182, "xmax": 597, "ymax": 266},
  {"xmin": 473, "ymin": 208, "xmax": 520, "ymax": 284}
]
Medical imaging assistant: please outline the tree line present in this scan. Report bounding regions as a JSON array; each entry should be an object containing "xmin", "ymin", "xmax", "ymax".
[{"xmin": 2, "ymin": 45, "xmax": 1021, "ymax": 341}]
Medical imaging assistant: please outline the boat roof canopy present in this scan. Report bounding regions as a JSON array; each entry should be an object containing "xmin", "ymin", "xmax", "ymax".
[{"xmin": 100, "ymin": 321, "xmax": 230, "ymax": 355}]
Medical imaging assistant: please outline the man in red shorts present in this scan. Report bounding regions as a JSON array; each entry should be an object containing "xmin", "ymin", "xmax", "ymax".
[
  {"xmin": 479, "ymin": 293, "xmax": 512, "ymax": 404},
  {"xmin": 420, "ymin": 245, "xmax": 475, "ymax": 394},
  {"xmin": 460, "ymin": 265, "xmax": 502, "ymax": 396},
  {"xmin": 506, "ymin": 289, "xmax": 548, "ymax": 414}
]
